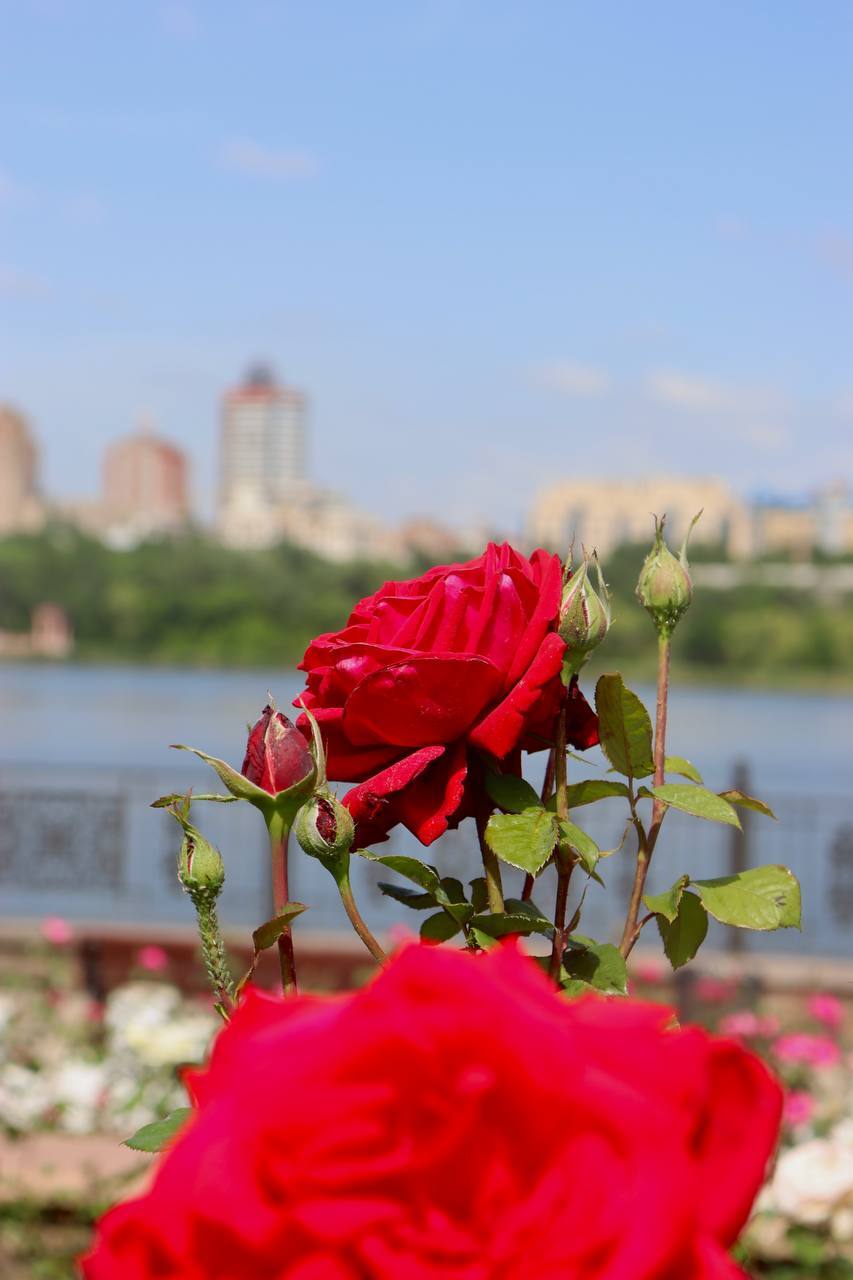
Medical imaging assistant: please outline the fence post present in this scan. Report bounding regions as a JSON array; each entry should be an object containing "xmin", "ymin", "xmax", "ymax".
[{"xmin": 728, "ymin": 759, "xmax": 751, "ymax": 955}]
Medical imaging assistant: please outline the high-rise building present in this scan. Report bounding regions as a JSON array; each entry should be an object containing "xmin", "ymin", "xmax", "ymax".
[
  {"xmin": 0, "ymin": 404, "xmax": 43, "ymax": 535},
  {"xmin": 218, "ymin": 365, "xmax": 306, "ymax": 545},
  {"xmin": 102, "ymin": 424, "xmax": 190, "ymax": 544}
]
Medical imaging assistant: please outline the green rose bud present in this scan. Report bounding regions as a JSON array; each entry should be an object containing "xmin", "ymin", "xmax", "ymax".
[
  {"xmin": 636, "ymin": 512, "xmax": 701, "ymax": 638},
  {"xmin": 559, "ymin": 552, "xmax": 611, "ymax": 678},
  {"xmin": 177, "ymin": 822, "xmax": 226, "ymax": 901},
  {"xmin": 295, "ymin": 790, "xmax": 355, "ymax": 864}
]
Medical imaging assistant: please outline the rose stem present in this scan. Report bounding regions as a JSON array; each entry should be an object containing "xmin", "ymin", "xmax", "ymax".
[
  {"xmin": 268, "ymin": 810, "xmax": 298, "ymax": 995},
  {"xmin": 334, "ymin": 865, "xmax": 388, "ymax": 965},
  {"xmin": 548, "ymin": 705, "xmax": 572, "ymax": 980},
  {"xmin": 619, "ymin": 631, "xmax": 672, "ymax": 957},
  {"xmin": 522, "ymin": 748, "xmax": 556, "ymax": 901},
  {"xmin": 477, "ymin": 813, "xmax": 505, "ymax": 914}
]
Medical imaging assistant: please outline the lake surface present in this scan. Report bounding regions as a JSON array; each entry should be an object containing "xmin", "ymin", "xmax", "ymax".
[{"xmin": 1, "ymin": 664, "xmax": 851, "ymax": 956}]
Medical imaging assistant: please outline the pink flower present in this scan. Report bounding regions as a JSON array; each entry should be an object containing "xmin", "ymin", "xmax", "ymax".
[
  {"xmin": 783, "ymin": 1090, "xmax": 815, "ymax": 1129},
  {"xmin": 719, "ymin": 1012, "xmax": 761, "ymax": 1039},
  {"xmin": 696, "ymin": 977, "xmax": 737, "ymax": 1004},
  {"xmin": 772, "ymin": 1033, "xmax": 841, "ymax": 1069},
  {"xmin": 808, "ymin": 993, "xmax": 844, "ymax": 1031},
  {"xmin": 633, "ymin": 959, "xmax": 667, "ymax": 985},
  {"xmin": 135, "ymin": 945, "xmax": 170, "ymax": 973},
  {"xmin": 41, "ymin": 916, "xmax": 73, "ymax": 946}
]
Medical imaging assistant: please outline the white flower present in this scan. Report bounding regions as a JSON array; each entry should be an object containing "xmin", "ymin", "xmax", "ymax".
[
  {"xmin": 53, "ymin": 1060, "xmax": 108, "ymax": 1134},
  {"xmin": 769, "ymin": 1130, "xmax": 853, "ymax": 1225},
  {"xmin": 123, "ymin": 1015, "xmax": 215, "ymax": 1069},
  {"xmin": 0, "ymin": 1064, "xmax": 53, "ymax": 1130}
]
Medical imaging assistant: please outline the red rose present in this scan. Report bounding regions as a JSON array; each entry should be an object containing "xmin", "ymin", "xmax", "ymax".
[
  {"xmin": 296, "ymin": 542, "xmax": 598, "ymax": 845},
  {"xmin": 82, "ymin": 946, "xmax": 781, "ymax": 1280},
  {"xmin": 242, "ymin": 705, "xmax": 315, "ymax": 796}
]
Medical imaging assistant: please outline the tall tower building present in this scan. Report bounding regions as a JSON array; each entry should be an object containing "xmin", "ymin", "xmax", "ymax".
[
  {"xmin": 218, "ymin": 365, "xmax": 306, "ymax": 534},
  {"xmin": 102, "ymin": 423, "xmax": 190, "ymax": 543},
  {"xmin": 0, "ymin": 404, "xmax": 43, "ymax": 535}
]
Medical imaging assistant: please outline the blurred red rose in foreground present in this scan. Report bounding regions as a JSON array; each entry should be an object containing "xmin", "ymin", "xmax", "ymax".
[
  {"xmin": 82, "ymin": 945, "xmax": 781, "ymax": 1280},
  {"xmin": 296, "ymin": 542, "xmax": 598, "ymax": 845}
]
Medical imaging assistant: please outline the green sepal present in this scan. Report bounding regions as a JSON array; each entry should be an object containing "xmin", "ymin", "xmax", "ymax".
[{"xmin": 171, "ymin": 743, "xmax": 317, "ymax": 824}]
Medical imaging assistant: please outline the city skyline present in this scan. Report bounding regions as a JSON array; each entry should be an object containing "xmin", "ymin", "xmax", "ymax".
[{"xmin": 1, "ymin": 3, "xmax": 851, "ymax": 531}]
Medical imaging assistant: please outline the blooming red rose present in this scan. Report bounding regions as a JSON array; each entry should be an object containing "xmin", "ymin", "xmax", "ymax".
[
  {"xmin": 296, "ymin": 543, "xmax": 599, "ymax": 845},
  {"xmin": 82, "ymin": 945, "xmax": 781, "ymax": 1280}
]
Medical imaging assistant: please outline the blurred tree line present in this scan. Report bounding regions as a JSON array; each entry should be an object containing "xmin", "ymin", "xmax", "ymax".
[{"xmin": 0, "ymin": 526, "xmax": 851, "ymax": 683}]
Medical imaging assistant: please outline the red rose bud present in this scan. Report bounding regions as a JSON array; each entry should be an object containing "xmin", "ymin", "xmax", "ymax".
[
  {"xmin": 636, "ymin": 512, "xmax": 701, "ymax": 638},
  {"xmin": 558, "ymin": 552, "xmax": 610, "ymax": 678},
  {"xmin": 295, "ymin": 790, "xmax": 355, "ymax": 863},
  {"xmin": 242, "ymin": 706, "xmax": 315, "ymax": 796}
]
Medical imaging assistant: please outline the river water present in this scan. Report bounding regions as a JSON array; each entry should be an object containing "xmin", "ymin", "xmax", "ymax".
[{"xmin": 0, "ymin": 664, "xmax": 851, "ymax": 956}]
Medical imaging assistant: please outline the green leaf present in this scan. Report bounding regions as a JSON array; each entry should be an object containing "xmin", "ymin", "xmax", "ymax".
[
  {"xmin": 377, "ymin": 882, "xmax": 435, "ymax": 910},
  {"xmin": 251, "ymin": 906, "xmax": 307, "ymax": 952},
  {"xmin": 358, "ymin": 853, "xmax": 441, "ymax": 894},
  {"xmin": 651, "ymin": 783, "xmax": 741, "ymax": 828},
  {"xmin": 123, "ymin": 1108, "xmax": 193, "ymax": 1153},
  {"xmin": 718, "ymin": 790, "xmax": 777, "ymax": 820},
  {"xmin": 484, "ymin": 808, "xmax": 558, "ymax": 875},
  {"xmin": 692, "ymin": 866, "xmax": 802, "ymax": 931},
  {"xmin": 469, "ymin": 901, "xmax": 553, "ymax": 940},
  {"xmin": 485, "ymin": 773, "xmax": 542, "ymax": 813},
  {"xmin": 561, "ymin": 936, "xmax": 628, "ymax": 995},
  {"xmin": 237, "ymin": 904, "xmax": 308, "ymax": 990},
  {"xmin": 665, "ymin": 755, "xmax": 703, "ymax": 784},
  {"xmin": 558, "ymin": 819, "xmax": 601, "ymax": 872},
  {"xmin": 420, "ymin": 911, "xmax": 463, "ymax": 942},
  {"xmin": 469, "ymin": 877, "xmax": 488, "ymax": 913},
  {"xmin": 594, "ymin": 674, "xmax": 654, "ymax": 780},
  {"xmin": 657, "ymin": 892, "xmax": 708, "ymax": 969},
  {"xmin": 569, "ymin": 778, "xmax": 631, "ymax": 807},
  {"xmin": 643, "ymin": 875, "xmax": 689, "ymax": 924}
]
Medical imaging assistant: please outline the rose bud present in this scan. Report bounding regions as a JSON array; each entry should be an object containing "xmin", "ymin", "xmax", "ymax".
[
  {"xmin": 636, "ymin": 512, "xmax": 700, "ymax": 638},
  {"xmin": 295, "ymin": 790, "xmax": 355, "ymax": 865},
  {"xmin": 177, "ymin": 822, "xmax": 225, "ymax": 901},
  {"xmin": 559, "ymin": 552, "xmax": 610, "ymax": 677},
  {"xmin": 242, "ymin": 705, "xmax": 315, "ymax": 795}
]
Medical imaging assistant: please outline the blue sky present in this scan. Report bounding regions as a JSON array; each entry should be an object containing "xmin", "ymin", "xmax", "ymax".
[{"xmin": 1, "ymin": 1, "xmax": 851, "ymax": 530}]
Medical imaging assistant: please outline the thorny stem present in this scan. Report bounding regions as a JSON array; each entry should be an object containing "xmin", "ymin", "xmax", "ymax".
[
  {"xmin": 477, "ymin": 813, "xmax": 505, "ymax": 914},
  {"xmin": 548, "ymin": 707, "xmax": 573, "ymax": 981},
  {"xmin": 268, "ymin": 810, "xmax": 298, "ymax": 995},
  {"xmin": 522, "ymin": 748, "xmax": 556, "ymax": 901},
  {"xmin": 335, "ymin": 866, "xmax": 388, "ymax": 965},
  {"xmin": 619, "ymin": 632, "xmax": 672, "ymax": 957}
]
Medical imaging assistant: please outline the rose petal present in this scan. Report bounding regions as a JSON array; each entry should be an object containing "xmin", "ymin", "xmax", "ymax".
[
  {"xmin": 468, "ymin": 633, "xmax": 567, "ymax": 759},
  {"xmin": 343, "ymin": 656, "xmax": 503, "ymax": 748},
  {"xmin": 343, "ymin": 746, "xmax": 446, "ymax": 845}
]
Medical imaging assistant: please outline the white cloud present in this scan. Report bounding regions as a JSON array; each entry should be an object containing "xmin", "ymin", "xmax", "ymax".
[
  {"xmin": 218, "ymin": 138, "xmax": 318, "ymax": 181},
  {"xmin": 532, "ymin": 360, "xmax": 609, "ymax": 397},
  {"xmin": 645, "ymin": 370, "xmax": 783, "ymax": 417}
]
